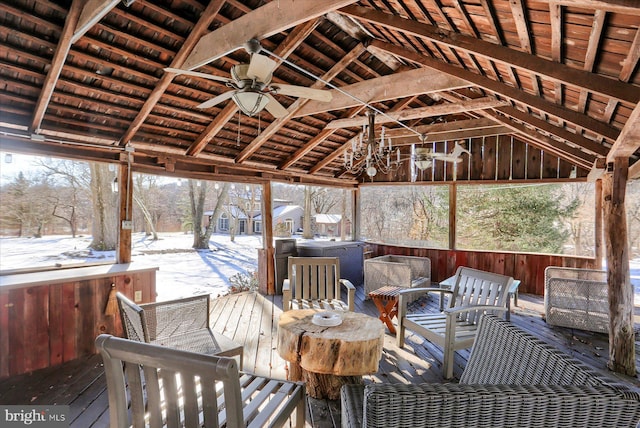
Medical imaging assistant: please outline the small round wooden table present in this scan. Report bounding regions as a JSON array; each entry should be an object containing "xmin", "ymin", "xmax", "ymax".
[{"xmin": 277, "ymin": 309, "xmax": 384, "ymax": 400}]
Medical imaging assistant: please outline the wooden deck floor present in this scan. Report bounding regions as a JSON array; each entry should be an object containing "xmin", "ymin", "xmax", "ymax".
[{"xmin": 1, "ymin": 288, "xmax": 638, "ymax": 427}]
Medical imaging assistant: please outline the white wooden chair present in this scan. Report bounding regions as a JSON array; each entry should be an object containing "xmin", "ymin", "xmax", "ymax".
[
  {"xmin": 282, "ymin": 256, "xmax": 355, "ymax": 311},
  {"xmin": 397, "ymin": 266, "xmax": 514, "ymax": 379},
  {"xmin": 96, "ymin": 334, "xmax": 305, "ymax": 428}
]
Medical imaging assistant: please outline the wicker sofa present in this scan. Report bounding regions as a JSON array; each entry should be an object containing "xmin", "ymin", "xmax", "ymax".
[
  {"xmin": 364, "ymin": 255, "xmax": 431, "ymax": 297},
  {"xmin": 341, "ymin": 314, "xmax": 640, "ymax": 428},
  {"xmin": 544, "ymin": 266, "xmax": 608, "ymax": 333}
]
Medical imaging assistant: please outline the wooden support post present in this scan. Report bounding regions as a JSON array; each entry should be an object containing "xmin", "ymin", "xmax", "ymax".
[
  {"xmin": 449, "ymin": 183, "xmax": 457, "ymax": 250},
  {"xmin": 259, "ymin": 181, "xmax": 275, "ymax": 295},
  {"xmin": 117, "ymin": 162, "xmax": 132, "ymax": 263},
  {"xmin": 353, "ymin": 188, "xmax": 361, "ymax": 241},
  {"xmin": 594, "ymin": 179, "xmax": 603, "ymax": 269},
  {"xmin": 602, "ymin": 157, "xmax": 635, "ymax": 376}
]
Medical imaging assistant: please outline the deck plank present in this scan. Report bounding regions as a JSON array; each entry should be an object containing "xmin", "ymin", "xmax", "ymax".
[{"xmin": 0, "ymin": 290, "xmax": 638, "ymax": 428}]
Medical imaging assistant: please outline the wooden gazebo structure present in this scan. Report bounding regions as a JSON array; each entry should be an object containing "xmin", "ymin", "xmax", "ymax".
[{"xmin": 0, "ymin": 0, "xmax": 638, "ymax": 375}]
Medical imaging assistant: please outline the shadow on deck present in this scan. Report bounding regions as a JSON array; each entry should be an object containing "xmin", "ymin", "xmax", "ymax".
[{"xmin": 0, "ymin": 289, "xmax": 638, "ymax": 427}]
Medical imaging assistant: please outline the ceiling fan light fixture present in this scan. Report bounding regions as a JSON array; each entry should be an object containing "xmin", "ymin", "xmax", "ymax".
[
  {"xmin": 232, "ymin": 91, "xmax": 269, "ymax": 117},
  {"xmin": 414, "ymin": 147, "xmax": 433, "ymax": 171}
]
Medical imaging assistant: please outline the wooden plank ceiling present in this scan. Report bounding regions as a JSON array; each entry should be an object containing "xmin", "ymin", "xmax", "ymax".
[{"xmin": 0, "ymin": 0, "xmax": 639, "ymax": 186}]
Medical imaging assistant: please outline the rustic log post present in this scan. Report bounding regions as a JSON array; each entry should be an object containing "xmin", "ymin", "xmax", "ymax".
[
  {"xmin": 117, "ymin": 161, "xmax": 132, "ymax": 264},
  {"xmin": 449, "ymin": 183, "xmax": 457, "ymax": 250},
  {"xmin": 602, "ymin": 157, "xmax": 635, "ymax": 376}
]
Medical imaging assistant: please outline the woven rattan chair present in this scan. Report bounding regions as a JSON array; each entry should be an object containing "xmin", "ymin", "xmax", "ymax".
[
  {"xmin": 96, "ymin": 334, "xmax": 305, "ymax": 428},
  {"xmin": 282, "ymin": 256, "xmax": 355, "ymax": 311},
  {"xmin": 342, "ymin": 314, "xmax": 640, "ymax": 428},
  {"xmin": 116, "ymin": 292, "xmax": 243, "ymax": 368},
  {"xmin": 544, "ymin": 266, "xmax": 608, "ymax": 333},
  {"xmin": 397, "ymin": 266, "xmax": 514, "ymax": 379}
]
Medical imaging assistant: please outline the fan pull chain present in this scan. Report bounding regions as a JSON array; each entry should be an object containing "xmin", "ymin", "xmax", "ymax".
[{"xmin": 237, "ymin": 109, "xmax": 241, "ymax": 147}]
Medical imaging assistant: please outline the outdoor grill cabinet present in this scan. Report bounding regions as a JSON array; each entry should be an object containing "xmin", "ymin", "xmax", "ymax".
[{"xmin": 295, "ymin": 241, "xmax": 364, "ymax": 287}]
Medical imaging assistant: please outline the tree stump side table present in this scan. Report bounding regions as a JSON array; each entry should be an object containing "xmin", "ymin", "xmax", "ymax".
[{"xmin": 277, "ymin": 309, "xmax": 384, "ymax": 400}]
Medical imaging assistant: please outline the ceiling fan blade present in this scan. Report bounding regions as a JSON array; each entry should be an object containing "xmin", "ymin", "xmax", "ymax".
[
  {"xmin": 164, "ymin": 67, "xmax": 230, "ymax": 83},
  {"xmin": 197, "ymin": 91, "xmax": 235, "ymax": 109},
  {"xmin": 272, "ymin": 84, "xmax": 332, "ymax": 102},
  {"xmin": 247, "ymin": 54, "xmax": 277, "ymax": 83},
  {"xmin": 264, "ymin": 94, "xmax": 289, "ymax": 118},
  {"xmin": 450, "ymin": 142, "xmax": 471, "ymax": 158}
]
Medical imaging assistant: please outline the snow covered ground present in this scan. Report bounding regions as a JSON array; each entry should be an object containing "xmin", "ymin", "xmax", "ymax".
[
  {"xmin": 0, "ymin": 232, "xmax": 263, "ymax": 301},
  {"xmin": 1, "ymin": 232, "xmax": 639, "ymax": 304}
]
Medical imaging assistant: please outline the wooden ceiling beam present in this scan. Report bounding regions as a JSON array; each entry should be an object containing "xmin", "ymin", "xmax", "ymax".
[
  {"xmin": 370, "ymin": 40, "xmax": 621, "ymax": 142},
  {"xmin": 510, "ymin": 0, "xmax": 533, "ymax": 54},
  {"xmin": 281, "ymin": 105, "xmax": 367, "ymax": 171},
  {"xmin": 30, "ymin": 0, "xmax": 83, "ymax": 134},
  {"xmin": 497, "ymin": 106, "xmax": 609, "ymax": 157},
  {"xmin": 620, "ymin": 27, "xmax": 640, "ymax": 82},
  {"xmin": 325, "ymin": 97, "xmax": 509, "ymax": 129},
  {"xmin": 483, "ymin": 111, "xmax": 595, "ymax": 169},
  {"xmin": 339, "ymin": 5, "xmax": 640, "ymax": 105},
  {"xmin": 550, "ymin": 0, "xmax": 640, "ymax": 15},
  {"xmin": 182, "ymin": 0, "xmax": 358, "ymax": 70},
  {"xmin": 295, "ymin": 67, "xmax": 469, "ymax": 117},
  {"xmin": 607, "ymin": 102, "xmax": 640, "ymax": 162},
  {"xmin": 72, "ymin": 0, "xmax": 120, "ymax": 44},
  {"xmin": 119, "ymin": 0, "xmax": 225, "ymax": 146}
]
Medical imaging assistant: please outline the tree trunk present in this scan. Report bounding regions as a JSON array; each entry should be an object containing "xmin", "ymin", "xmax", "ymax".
[
  {"xmin": 89, "ymin": 163, "xmax": 118, "ymax": 251},
  {"xmin": 602, "ymin": 158, "xmax": 636, "ymax": 376},
  {"xmin": 134, "ymin": 194, "xmax": 158, "ymax": 240},
  {"xmin": 189, "ymin": 180, "xmax": 208, "ymax": 249}
]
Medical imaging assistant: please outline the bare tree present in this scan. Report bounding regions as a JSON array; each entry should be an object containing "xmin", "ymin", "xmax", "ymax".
[{"xmin": 37, "ymin": 159, "xmax": 91, "ymax": 238}]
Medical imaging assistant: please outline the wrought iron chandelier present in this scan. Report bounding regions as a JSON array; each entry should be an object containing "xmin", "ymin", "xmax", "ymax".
[{"xmin": 343, "ymin": 109, "xmax": 402, "ymax": 177}]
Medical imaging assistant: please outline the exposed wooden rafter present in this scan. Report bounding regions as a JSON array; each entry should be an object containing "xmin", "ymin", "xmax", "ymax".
[
  {"xmin": 338, "ymin": 5, "xmax": 640, "ymax": 105},
  {"xmin": 368, "ymin": 40, "xmax": 621, "ymax": 142},
  {"xmin": 119, "ymin": 0, "xmax": 226, "ymax": 146},
  {"xmin": 325, "ymin": 97, "xmax": 509, "ymax": 129},
  {"xmin": 182, "ymin": 0, "xmax": 358, "ymax": 70},
  {"xmin": 30, "ymin": 0, "xmax": 83, "ymax": 134},
  {"xmin": 295, "ymin": 67, "xmax": 469, "ymax": 117}
]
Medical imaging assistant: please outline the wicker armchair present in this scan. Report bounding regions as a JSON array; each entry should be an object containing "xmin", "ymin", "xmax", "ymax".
[
  {"xmin": 96, "ymin": 334, "xmax": 305, "ymax": 428},
  {"xmin": 282, "ymin": 256, "xmax": 355, "ymax": 311},
  {"xmin": 116, "ymin": 292, "xmax": 243, "ymax": 368},
  {"xmin": 364, "ymin": 255, "xmax": 431, "ymax": 298},
  {"xmin": 544, "ymin": 266, "xmax": 608, "ymax": 333},
  {"xmin": 341, "ymin": 314, "xmax": 640, "ymax": 428}
]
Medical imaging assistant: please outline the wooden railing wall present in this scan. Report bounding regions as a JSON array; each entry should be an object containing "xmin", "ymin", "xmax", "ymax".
[
  {"xmin": 0, "ymin": 265, "xmax": 157, "ymax": 379},
  {"xmin": 368, "ymin": 243, "xmax": 598, "ymax": 295}
]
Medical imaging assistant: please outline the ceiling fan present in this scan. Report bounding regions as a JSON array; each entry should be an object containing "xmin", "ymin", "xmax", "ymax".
[
  {"xmin": 414, "ymin": 141, "xmax": 470, "ymax": 170},
  {"xmin": 165, "ymin": 39, "xmax": 332, "ymax": 118}
]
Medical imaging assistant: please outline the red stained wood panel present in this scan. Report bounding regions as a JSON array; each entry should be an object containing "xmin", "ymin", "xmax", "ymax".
[
  {"xmin": 370, "ymin": 244, "xmax": 596, "ymax": 295},
  {"xmin": 0, "ymin": 266, "xmax": 157, "ymax": 379}
]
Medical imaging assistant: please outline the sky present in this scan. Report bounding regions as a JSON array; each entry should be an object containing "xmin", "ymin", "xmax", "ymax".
[{"xmin": 0, "ymin": 152, "xmax": 45, "ymax": 184}]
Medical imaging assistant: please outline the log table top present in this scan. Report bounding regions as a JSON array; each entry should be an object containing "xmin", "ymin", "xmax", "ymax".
[{"xmin": 277, "ymin": 309, "xmax": 384, "ymax": 399}]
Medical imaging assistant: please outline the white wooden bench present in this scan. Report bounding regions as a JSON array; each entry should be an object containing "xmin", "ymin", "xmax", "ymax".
[{"xmin": 96, "ymin": 334, "xmax": 305, "ymax": 428}]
